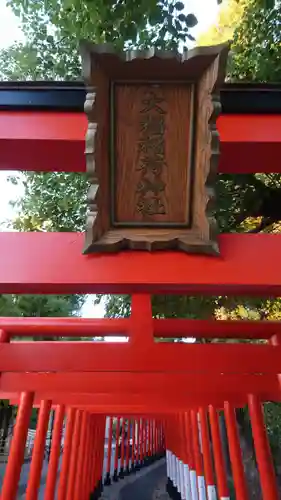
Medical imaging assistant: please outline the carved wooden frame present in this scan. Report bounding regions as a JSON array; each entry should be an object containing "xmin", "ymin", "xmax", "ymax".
[{"xmin": 80, "ymin": 43, "xmax": 229, "ymax": 254}]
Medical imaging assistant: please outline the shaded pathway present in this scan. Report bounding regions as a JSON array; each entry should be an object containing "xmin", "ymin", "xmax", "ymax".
[
  {"xmin": 101, "ymin": 459, "xmax": 168, "ymax": 500},
  {"xmin": 119, "ymin": 463, "xmax": 167, "ymax": 500}
]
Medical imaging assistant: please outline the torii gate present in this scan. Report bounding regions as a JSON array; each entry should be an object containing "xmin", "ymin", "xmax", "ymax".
[{"xmin": 0, "ymin": 43, "xmax": 280, "ymax": 500}]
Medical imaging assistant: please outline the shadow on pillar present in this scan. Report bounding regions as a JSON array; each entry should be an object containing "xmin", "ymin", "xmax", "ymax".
[
  {"xmin": 89, "ymin": 477, "xmax": 103, "ymax": 500},
  {"xmin": 166, "ymin": 478, "xmax": 182, "ymax": 500}
]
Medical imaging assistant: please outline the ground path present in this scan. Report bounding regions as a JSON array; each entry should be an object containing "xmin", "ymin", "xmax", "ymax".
[
  {"xmin": 101, "ymin": 459, "xmax": 169, "ymax": 500},
  {"xmin": 120, "ymin": 463, "xmax": 168, "ymax": 500}
]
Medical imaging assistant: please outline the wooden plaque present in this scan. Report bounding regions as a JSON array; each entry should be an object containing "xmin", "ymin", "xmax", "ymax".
[{"xmin": 80, "ymin": 43, "xmax": 229, "ymax": 254}]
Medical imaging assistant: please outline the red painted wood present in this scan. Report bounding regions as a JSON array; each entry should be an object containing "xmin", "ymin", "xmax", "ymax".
[
  {"xmin": 125, "ymin": 418, "xmax": 131, "ymax": 468},
  {"xmin": 0, "ymin": 138, "xmax": 84, "ymax": 173},
  {"xmin": 184, "ymin": 412, "xmax": 195, "ymax": 471},
  {"xmin": 191, "ymin": 410, "xmax": 204, "ymax": 478},
  {"xmin": 82, "ymin": 415, "xmax": 92, "ymax": 500},
  {"xmin": 106, "ymin": 417, "xmax": 113, "ymax": 477},
  {"xmin": 139, "ymin": 419, "xmax": 144, "ymax": 463},
  {"xmin": 7, "ymin": 401, "xmax": 245, "ymax": 414},
  {"xmin": 1, "ymin": 233, "xmax": 281, "ymax": 295},
  {"xmin": 220, "ymin": 142, "xmax": 281, "ymax": 174},
  {"xmin": 5, "ymin": 393, "xmax": 273, "ymax": 412},
  {"xmin": 1, "ymin": 317, "xmax": 279, "ymax": 339},
  {"xmin": 0, "ymin": 317, "xmax": 130, "ymax": 337},
  {"xmin": 136, "ymin": 418, "xmax": 141, "ymax": 464},
  {"xmin": 248, "ymin": 395, "xmax": 279, "ymax": 500},
  {"xmin": 0, "ymin": 112, "xmax": 281, "ymax": 174},
  {"xmin": 66, "ymin": 409, "xmax": 82, "ymax": 500},
  {"xmin": 219, "ymin": 114, "xmax": 281, "ymax": 143},
  {"xmin": 154, "ymin": 318, "xmax": 281, "ymax": 339},
  {"xmin": 90, "ymin": 420, "xmax": 98, "ymax": 492},
  {"xmin": 57, "ymin": 408, "xmax": 76, "ymax": 500},
  {"xmin": 1, "ymin": 372, "xmax": 279, "ymax": 397},
  {"xmin": 0, "ymin": 112, "xmax": 85, "ymax": 140},
  {"xmin": 97, "ymin": 417, "xmax": 106, "ymax": 486},
  {"xmin": 1, "ymin": 392, "xmax": 34, "ymax": 500},
  {"xmin": 1, "ymin": 342, "xmax": 281, "ymax": 373},
  {"xmin": 44, "ymin": 405, "xmax": 65, "ymax": 500},
  {"xmin": 198, "ymin": 408, "xmax": 215, "ymax": 489},
  {"xmin": 1, "ymin": 393, "xmax": 204, "ymax": 415},
  {"xmin": 86, "ymin": 417, "xmax": 94, "ymax": 496},
  {"xmin": 209, "ymin": 405, "xmax": 229, "ymax": 498},
  {"xmin": 1, "ymin": 113, "xmax": 279, "ymax": 144},
  {"xmin": 131, "ymin": 419, "xmax": 136, "ymax": 468},
  {"xmin": 114, "ymin": 417, "xmax": 121, "ymax": 473},
  {"xmin": 74, "ymin": 411, "xmax": 88, "ymax": 499},
  {"xmin": 130, "ymin": 294, "xmax": 154, "ymax": 346},
  {"xmin": 25, "ymin": 399, "xmax": 52, "ymax": 500},
  {"xmin": 224, "ymin": 401, "xmax": 249, "ymax": 500},
  {"xmin": 0, "ymin": 329, "xmax": 9, "ymax": 343},
  {"xmin": 120, "ymin": 418, "xmax": 126, "ymax": 472}
]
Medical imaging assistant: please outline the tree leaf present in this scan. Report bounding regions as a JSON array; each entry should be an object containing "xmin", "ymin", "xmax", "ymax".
[
  {"xmin": 174, "ymin": 1, "xmax": 185, "ymax": 11},
  {"xmin": 185, "ymin": 13, "xmax": 198, "ymax": 27},
  {"xmin": 175, "ymin": 19, "xmax": 182, "ymax": 32},
  {"xmin": 178, "ymin": 13, "xmax": 186, "ymax": 22}
]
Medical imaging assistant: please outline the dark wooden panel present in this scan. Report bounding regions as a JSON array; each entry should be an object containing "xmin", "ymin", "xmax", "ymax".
[
  {"xmin": 113, "ymin": 83, "xmax": 193, "ymax": 225},
  {"xmin": 192, "ymin": 52, "xmax": 222, "ymax": 244},
  {"xmin": 81, "ymin": 43, "xmax": 228, "ymax": 253}
]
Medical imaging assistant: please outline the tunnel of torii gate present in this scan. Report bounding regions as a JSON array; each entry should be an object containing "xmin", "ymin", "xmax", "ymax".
[{"xmin": 1, "ymin": 44, "xmax": 281, "ymax": 500}]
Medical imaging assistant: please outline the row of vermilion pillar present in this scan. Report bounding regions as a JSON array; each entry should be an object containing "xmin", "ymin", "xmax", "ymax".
[
  {"xmin": 0, "ymin": 391, "xmax": 165, "ymax": 500},
  {"xmin": 0, "ymin": 394, "xmax": 107, "ymax": 500},
  {"xmin": 104, "ymin": 416, "xmax": 165, "ymax": 484},
  {"xmin": 0, "ymin": 392, "xmax": 278, "ymax": 500},
  {"xmin": 165, "ymin": 400, "xmax": 279, "ymax": 500}
]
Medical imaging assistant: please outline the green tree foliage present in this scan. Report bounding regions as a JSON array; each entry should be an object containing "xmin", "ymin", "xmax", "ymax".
[
  {"xmin": 9, "ymin": 172, "xmax": 87, "ymax": 232},
  {"xmin": 200, "ymin": 0, "xmax": 281, "ymax": 83},
  {"xmin": 0, "ymin": 0, "xmax": 197, "ymax": 80},
  {"xmin": 230, "ymin": 0, "xmax": 281, "ymax": 82},
  {"xmin": 0, "ymin": 294, "xmax": 83, "ymax": 317}
]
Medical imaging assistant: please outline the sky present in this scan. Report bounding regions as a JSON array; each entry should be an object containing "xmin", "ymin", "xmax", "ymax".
[
  {"xmin": 0, "ymin": 0, "xmax": 219, "ymax": 321},
  {"xmin": 0, "ymin": 1, "xmax": 24, "ymax": 49}
]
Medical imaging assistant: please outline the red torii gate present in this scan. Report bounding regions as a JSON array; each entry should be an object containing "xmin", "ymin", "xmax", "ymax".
[{"xmin": 0, "ymin": 79, "xmax": 280, "ymax": 500}]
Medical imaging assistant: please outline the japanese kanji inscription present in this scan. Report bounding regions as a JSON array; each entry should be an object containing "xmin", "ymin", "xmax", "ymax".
[
  {"xmin": 136, "ymin": 89, "xmax": 167, "ymax": 217},
  {"xmin": 80, "ymin": 43, "xmax": 229, "ymax": 253}
]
